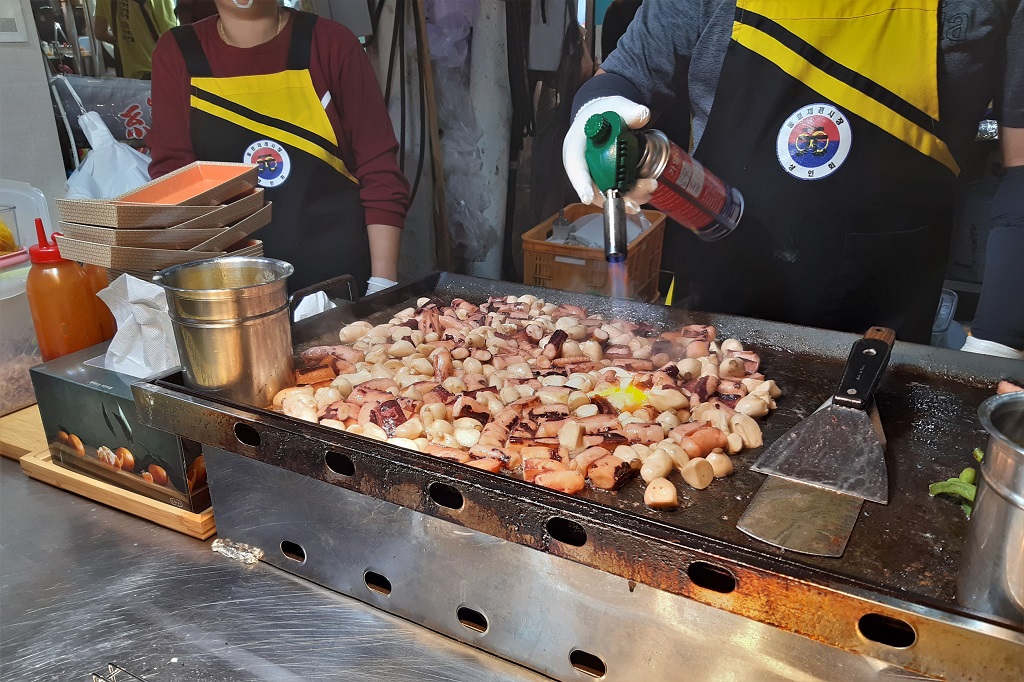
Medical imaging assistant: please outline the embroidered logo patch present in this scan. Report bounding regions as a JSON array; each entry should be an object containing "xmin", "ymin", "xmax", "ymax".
[
  {"xmin": 776, "ymin": 104, "xmax": 852, "ymax": 180},
  {"xmin": 244, "ymin": 140, "xmax": 291, "ymax": 188}
]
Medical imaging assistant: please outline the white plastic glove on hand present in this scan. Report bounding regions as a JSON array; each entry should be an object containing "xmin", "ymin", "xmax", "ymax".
[
  {"xmin": 562, "ymin": 96, "xmax": 659, "ymax": 214},
  {"xmin": 366, "ymin": 277, "xmax": 398, "ymax": 296},
  {"xmin": 961, "ymin": 335, "xmax": 1024, "ymax": 360}
]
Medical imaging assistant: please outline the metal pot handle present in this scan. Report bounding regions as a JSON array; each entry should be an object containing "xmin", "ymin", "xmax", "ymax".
[{"xmin": 288, "ymin": 274, "xmax": 358, "ymax": 319}]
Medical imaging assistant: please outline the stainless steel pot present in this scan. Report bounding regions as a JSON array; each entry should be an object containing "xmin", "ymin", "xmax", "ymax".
[
  {"xmin": 957, "ymin": 391, "xmax": 1024, "ymax": 624},
  {"xmin": 155, "ymin": 257, "xmax": 294, "ymax": 407}
]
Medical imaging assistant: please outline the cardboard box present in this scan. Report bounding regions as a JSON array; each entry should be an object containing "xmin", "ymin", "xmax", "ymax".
[{"xmin": 29, "ymin": 342, "xmax": 210, "ymax": 513}]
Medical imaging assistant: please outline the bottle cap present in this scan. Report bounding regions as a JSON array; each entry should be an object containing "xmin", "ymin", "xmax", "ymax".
[{"xmin": 28, "ymin": 218, "xmax": 65, "ymax": 265}]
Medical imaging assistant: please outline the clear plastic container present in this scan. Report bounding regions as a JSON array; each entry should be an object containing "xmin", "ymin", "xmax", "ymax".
[
  {"xmin": 25, "ymin": 219, "xmax": 106, "ymax": 362},
  {"xmin": 0, "ymin": 264, "xmax": 41, "ymax": 415}
]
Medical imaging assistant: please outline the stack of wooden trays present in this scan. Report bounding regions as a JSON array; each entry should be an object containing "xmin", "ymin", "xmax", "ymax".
[{"xmin": 55, "ymin": 162, "xmax": 272, "ymax": 281}]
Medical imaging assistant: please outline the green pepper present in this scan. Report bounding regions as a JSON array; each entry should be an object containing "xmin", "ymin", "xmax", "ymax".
[
  {"xmin": 959, "ymin": 467, "xmax": 976, "ymax": 484},
  {"xmin": 974, "ymin": 448, "xmax": 985, "ymax": 463},
  {"xmin": 961, "ymin": 502, "xmax": 973, "ymax": 519},
  {"xmin": 928, "ymin": 478, "xmax": 976, "ymax": 502}
]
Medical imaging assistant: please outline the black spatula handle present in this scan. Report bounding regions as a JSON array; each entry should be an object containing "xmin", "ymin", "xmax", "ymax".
[{"xmin": 833, "ymin": 326, "xmax": 895, "ymax": 410}]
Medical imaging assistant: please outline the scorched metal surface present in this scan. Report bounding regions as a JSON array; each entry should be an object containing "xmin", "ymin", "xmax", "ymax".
[{"xmin": 134, "ymin": 272, "xmax": 1024, "ymax": 678}]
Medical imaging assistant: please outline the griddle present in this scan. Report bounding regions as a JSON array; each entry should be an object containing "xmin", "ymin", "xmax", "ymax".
[{"xmin": 134, "ymin": 272, "xmax": 1024, "ymax": 676}]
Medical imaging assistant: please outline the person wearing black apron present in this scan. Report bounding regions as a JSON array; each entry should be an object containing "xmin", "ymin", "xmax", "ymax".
[
  {"xmin": 565, "ymin": 0, "xmax": 1023, "ymax": 349},
  {"xmin": 149, "ymin": 0, "xmax": 407, "ymax": 295}
]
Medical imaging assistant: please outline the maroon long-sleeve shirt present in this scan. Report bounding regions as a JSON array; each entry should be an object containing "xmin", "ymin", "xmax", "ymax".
[{"xmin": 148, "ymin": 11, "xmax": 409, "ymax": 228}]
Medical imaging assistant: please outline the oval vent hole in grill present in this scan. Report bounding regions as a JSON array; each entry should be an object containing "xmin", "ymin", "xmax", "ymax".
[
  {"xmin": 428, "ymin": 482, "xmax": 464, "ymax": 509},
  {"xmin": 546, "ymin": 517, "xmax": 587, "ymax": 546},
  {"xmin": 325, "ymin": 451, "xmax": 355, "ymax": 476},
  {"xmin": 569, "ymin": 649, "xmax": 606, "ymax": 678},
  {"xmin": 687, "ymin": 561, "xmax": 736, "ymax": 593},
  {"xmin": 364, "ymin": 570, "xmax": 392, "ymax": 595},
  {"xmin": 858, "ymin": 613, "xmax": 916, "ymax": 648},
  {"xmin": 234, "ymin": 423, "xmax": 261, "ymax": 447},
  {"xmin": 280, "ymin": 540, "xmax": 305, "ymax": 563},
  {"xmin": 457, "ymin": 607, "xmax": 488, "ymax": 633}
]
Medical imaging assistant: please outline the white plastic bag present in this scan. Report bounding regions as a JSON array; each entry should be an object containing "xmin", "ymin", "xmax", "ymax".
[{"xmin": 65, "ymin": 112, "xmax": 152, "ymax": 200}]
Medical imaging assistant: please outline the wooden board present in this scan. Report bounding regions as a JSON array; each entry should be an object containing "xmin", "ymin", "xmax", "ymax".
[
  {"xmin": 0, "ymin": 405, "xmax": 47, "ymax": 460},
  {"xmin": 20, "ymin": 449, "xmax": 216, "ymax": 540}
]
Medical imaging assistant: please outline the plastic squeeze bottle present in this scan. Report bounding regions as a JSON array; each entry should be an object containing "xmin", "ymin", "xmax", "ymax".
[
  {"xmin": 26, "ymin": 219, "xmax": 106, "ymax": 361},
  {"xmin": 83, "ymin": 263, "xmax": 117, "ymax": 341}
]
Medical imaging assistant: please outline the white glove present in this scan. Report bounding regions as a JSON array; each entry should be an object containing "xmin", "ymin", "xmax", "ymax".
[
  {"xmin": 562, "ymin": 95, "xmax": 659, "ymax": 214},
  {"xmin": 961, "ymin": 335, "xmax": 1024, "ymax": 360},
  {"xmin": 366, "ymin": 276, "xmax": 398, "ymax": 295}
]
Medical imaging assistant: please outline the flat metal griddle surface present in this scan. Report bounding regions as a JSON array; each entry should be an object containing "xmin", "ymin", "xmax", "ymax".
[{"xmin": 288, "ymin": 273, "xmax": 1019, "ymax": 611}]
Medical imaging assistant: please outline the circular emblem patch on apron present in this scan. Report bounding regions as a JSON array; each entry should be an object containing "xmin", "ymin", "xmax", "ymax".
[
  {"xmin": 776, "ymin": 104, "xmax": 852, "ymax": 181},
  {"xmin": 244, "ymin": 140, "xmax": 291, "ymax": 188}
]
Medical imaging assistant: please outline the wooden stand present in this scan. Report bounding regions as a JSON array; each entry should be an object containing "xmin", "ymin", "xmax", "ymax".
[
  {"xmin": 0, "ymin": 405, "xmax": 48, "ymax": 460},
  {"xmin": 20, "ymin": 449, "xmax": 216, "ymax": 540}
]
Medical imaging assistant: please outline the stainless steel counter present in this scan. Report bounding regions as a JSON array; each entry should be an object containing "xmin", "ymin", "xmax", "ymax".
[{"xmin": 0, "ymin": 458, "xmax": 545, "ymax": 681}]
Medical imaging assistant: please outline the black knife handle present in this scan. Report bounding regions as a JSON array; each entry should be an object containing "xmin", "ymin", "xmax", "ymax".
[{"xmin": 833, "ymin": 326, "xmax": 896, "ymax": 410}]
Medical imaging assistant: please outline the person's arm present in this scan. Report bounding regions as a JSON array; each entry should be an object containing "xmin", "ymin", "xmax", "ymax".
[
  {"xmin": 573, "ymin": 0, "xmax": 699, "ymax": 120},
  {"xmin": 367, "ymin": 224, "xmax": 401, "ymax": 282},
  {"xmin": 94, "ymin": 0, "xmax": 114, "ymax": 42},
  {"xmin": 324, "ymin": 28, "xmax": 409, "ymax": 282},
  {"xmin": 147, "ymin": 32, "xmax": 197, "ymax": 178},
  {"xmin": 966, "ymin": 128, "xmax": 1024, "ymax": 354},
  {"xmin": 153, "ymin": 0, "xmax": 179, "ymax": 34},
  {"xmin": 565, "ymin": 0, "xmax": 698, "ymax": 206},
  {"xmin": 963, "ymin": 3, "xmax": 1024, "ymax": 356}
]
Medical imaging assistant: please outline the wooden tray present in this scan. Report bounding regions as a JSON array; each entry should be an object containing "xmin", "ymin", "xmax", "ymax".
[
  {"xmin": 105, "ymin": 239, "xmax": 265, "ymax": 282},
  {"xmin": 20, "ymin": 448, "xmax": 216, "ymax": 539},
  {"xmin": 59, "ymin": 223, "xmax": 226, "ymax": 249},
  {"xmin": 55, "ymin": 184, "xmax": 263, "ymax": 230},
  {"xmin": 56, "ymin": 234, "xmax": 265, "ymax": 271},
  {"xmin": 116, "ymin": 162, "xmax": 258, "ymax": 207},
  {"xmin": 0, "ymin": 404, "xmax": 46, "ymax": 461},
  {"xmin": 59, "ymin": 201, "xmax": 271, "ymax": 251}
]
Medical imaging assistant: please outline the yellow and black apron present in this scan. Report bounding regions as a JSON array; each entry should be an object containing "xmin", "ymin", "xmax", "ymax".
[
  {"xmin": 667, "ymin": 0, "xmax": 957, "ymax": 343},
  {"xmin": 171, "ymin": 12, "xmax": 369, "ymax": 293}
]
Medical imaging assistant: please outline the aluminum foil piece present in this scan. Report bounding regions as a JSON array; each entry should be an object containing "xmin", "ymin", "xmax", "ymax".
[{"xmin": 211, "ymin": 538, "xmax": 264, "ymax": 564}]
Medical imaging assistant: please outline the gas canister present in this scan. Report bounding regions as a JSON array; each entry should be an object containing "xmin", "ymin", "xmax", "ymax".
[{"xmin": 584, "ymin": 112, "xmax": 744, "ymax": 241}]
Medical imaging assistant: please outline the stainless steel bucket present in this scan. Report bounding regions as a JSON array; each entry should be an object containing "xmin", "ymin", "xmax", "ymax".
[
  {"xmin": 957, "ymin": 391, "xmax": 1024, "ymax": 624},
  {"xmin": 155, "ymin": 257, "xmax": 294, "ymax": 407}
]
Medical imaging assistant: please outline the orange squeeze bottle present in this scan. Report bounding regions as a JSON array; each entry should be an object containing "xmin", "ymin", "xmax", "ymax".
[
  {"xmin": 83, "ymin": 263, "xmax": 117, "ymax": 341},
  {"xmin": 26, "ymin": 219, "xmax": 106, "ymax": 361}
]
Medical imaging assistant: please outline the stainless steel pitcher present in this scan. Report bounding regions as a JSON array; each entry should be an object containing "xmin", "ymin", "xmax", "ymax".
[
  {"xmin": 155, "ymin": 257, "xmax": 294, "ymax": 407},
  {"xmin": 957, "ymin": 391, "xmax": 1024, "ymax": 624}
]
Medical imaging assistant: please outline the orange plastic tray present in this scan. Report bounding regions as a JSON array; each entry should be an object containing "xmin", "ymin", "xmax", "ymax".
[{"xmin": 116, "ymin": 162, "xmax": 259, "ymax": 207}]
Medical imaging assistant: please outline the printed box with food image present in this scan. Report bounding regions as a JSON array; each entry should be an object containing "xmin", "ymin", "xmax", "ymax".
[{"xmin": 29, "ymin": 342, "xmax": 210, "ymax": 513}]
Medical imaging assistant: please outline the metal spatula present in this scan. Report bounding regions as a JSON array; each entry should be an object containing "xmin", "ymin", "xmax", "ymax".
[{"xmin": 737, "ymin": 326, "xmax": 895, "ymax": 556}]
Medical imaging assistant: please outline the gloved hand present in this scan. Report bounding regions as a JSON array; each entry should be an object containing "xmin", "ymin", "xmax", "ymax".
[
  {"xmin": 366, "ymin": 276, "xmax": 398, "ymax": 296},
  {"xmin": 960, "ymin": 335, "xmax": 1024, "ymax": 360},
  {"xmin": 562, "ymin": 95, "xmax": 659, "ymax": 214}
]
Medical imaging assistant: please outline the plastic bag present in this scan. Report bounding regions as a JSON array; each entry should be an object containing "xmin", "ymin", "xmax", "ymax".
[{"xmin": 65, "ymin": 112, "xmax": 152, "ymax": 200}]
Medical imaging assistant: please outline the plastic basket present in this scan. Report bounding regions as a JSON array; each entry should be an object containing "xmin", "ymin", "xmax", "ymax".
[{"xmin": 521, "ymin": 204, "xmax": 665, "ymax": 302}]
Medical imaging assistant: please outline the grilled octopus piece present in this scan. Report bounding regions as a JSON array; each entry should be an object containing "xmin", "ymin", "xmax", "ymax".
[{"xmin": 370, "ymin": 399, "xmax": 408, "ymax": 437}]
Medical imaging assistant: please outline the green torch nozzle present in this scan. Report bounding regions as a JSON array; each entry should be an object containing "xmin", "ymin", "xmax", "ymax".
[{"xmin": 584, "ymin": 112, "xmax": 640, "ymax": 194}]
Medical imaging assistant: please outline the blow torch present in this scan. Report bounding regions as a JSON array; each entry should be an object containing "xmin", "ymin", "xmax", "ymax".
[
  {"xmin": 583, "ymin": 112, "xmax": 638, "ymax": 264},
  {"xmin": 583, "ymin": 111, "xmax": 745, "ymax": 263}
]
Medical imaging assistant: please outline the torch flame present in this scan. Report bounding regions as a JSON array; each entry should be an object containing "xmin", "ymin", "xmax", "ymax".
[
  {"xmin": 608, "ymin": 260, "xmax": 629, "ymax": 300},
  {"xmin": 597, "ymin": 383, "xmax": 647, "ymax": 413}
]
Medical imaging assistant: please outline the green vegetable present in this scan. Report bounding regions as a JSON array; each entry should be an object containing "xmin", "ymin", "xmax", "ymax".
[
  {"xmin": 928, "ymin": 447, "xmax": 984, "ymax": 518},
  {"xmin": 929, "ymin": 478, "xmax": 976, "ymax": 502}
]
